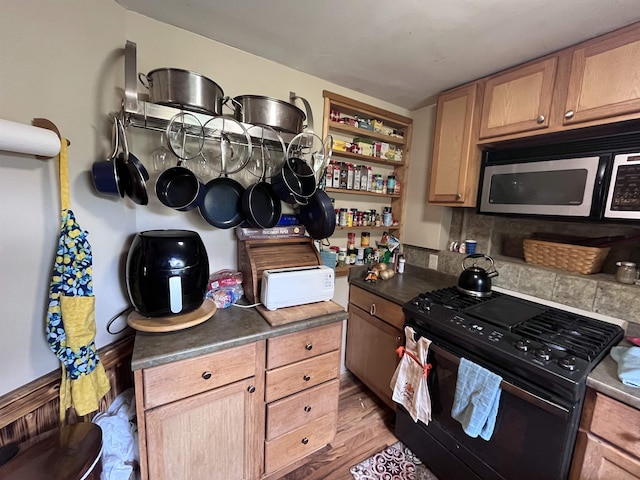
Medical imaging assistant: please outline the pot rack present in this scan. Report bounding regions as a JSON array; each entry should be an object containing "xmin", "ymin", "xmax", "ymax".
[{"xmin": 121, "ymin": 40, "xmax": 300, "ymax": 146}]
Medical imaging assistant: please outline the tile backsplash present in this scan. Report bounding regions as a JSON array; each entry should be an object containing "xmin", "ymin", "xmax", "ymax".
[{"xmin": 404, "ymin": 208, "xmax": 640, "ymax": 324}]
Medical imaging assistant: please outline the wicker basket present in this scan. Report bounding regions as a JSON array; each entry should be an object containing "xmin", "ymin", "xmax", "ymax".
[{"xmin": 522, "ymin": 238, "xmax": 610, "ymax": 274}]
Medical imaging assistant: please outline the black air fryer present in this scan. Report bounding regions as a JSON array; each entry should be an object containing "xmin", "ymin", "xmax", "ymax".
[{"xmin": 126, "ymin": 230, "xmax": 209, "ymax": 317}]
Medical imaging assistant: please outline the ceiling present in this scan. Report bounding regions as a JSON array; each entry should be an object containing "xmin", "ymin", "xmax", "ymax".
[{"xmin": 115, "ymin": 0, "xmax": 640, "ymax": 110}]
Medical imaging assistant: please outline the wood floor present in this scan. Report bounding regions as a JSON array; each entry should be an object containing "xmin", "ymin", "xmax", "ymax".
[{"xmin": 280, "ymin": 372, "xmax": 399, "ymax": 480}]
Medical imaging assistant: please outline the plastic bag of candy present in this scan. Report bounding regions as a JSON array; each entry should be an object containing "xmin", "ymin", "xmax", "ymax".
[
  {"xmin": 208, "ymin": 269, "xmax": 243, "ymax": 290},
  {"xmin": 206, "ymin": 283, "xmax": 244, "ymax": 309}
]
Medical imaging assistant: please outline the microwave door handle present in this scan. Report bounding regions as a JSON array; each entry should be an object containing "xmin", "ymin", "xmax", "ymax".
[{"xmin": 430, "ymin": 344, "xmax": 571, "ymax": 419}]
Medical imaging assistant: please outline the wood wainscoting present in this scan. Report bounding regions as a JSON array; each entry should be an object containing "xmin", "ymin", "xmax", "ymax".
[{"xmin": 0, "ymin": 334, "xmax": 135, "ymax": 448}]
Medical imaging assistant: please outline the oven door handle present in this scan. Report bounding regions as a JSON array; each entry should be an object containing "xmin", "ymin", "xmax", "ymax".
[{"xmin": 431, "ymin": 344, "xmax": 571, "ymax": 420}]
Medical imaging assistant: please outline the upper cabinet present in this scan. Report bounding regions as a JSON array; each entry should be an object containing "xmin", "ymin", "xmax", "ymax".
[
  {"xmin": 428, "ymin": 82, "xmax": 483, "ymax": 206},
  {"xmin": 479, "ymin": 57, "xmax": 558, "ymax": 139},
  {"xmin": 429, "ymin": 21, "xmax": 640, "ymax": 208},
  {"xmin": 478, "ymin": 22, "xmax": 640, "ymax": 144},
  {"xmin": 562, "ymin": 23, "xmax": 640, "ymax": 127}
]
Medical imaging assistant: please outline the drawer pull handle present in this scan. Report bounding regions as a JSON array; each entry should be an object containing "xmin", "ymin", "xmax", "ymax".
[
  {"xmin": 247, "ymin": 385, "xmax": 256, "ymax": 393},
  {"xmin": 369, "ymin": 303, "xmax": 376, "ymax": 316},
  {"xmin": 305, "ymin": 343, "xmax": 313, "ymax": 351},
  {"xmin": 202, "ymin": 371, "xmax": 212, "ymax": 380},
  {"xmin": 304, "ymin": 405, "xmax": 312, "ymax": 412},
  {"xmin": 303, "ymin": 374, "xmax": 311, "ymax": 381},
  {"xmin": 302, "ymin": 437, "xmax": 309, "ymax": 445},
  {"xmin": 565, "ymin": 110, "xmax": 575, "ymax": 119}
]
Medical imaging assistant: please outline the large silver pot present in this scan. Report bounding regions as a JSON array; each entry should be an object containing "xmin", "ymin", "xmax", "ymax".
[
  {"xmin": 231, "ymin": 95, "xmax": 306, "ymax": 134},
  {"xmin": 139, "ymin": 68, "xmax": 224, "ymax": 116}
]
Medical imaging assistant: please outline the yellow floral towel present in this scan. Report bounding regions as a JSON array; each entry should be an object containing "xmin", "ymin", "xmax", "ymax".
[{"xmin": 46, "ymin": 139, "xmax": 110, "ymax": 421}]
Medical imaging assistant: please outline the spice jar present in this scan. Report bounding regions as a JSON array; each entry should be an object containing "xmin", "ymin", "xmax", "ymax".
[
  {"xmin": 361, "ymin": 231, "xmax": 371, "ymax": 247},
  {"xmin": 615, "ymin": 261, "xmax": 638, "ymax": 284}
]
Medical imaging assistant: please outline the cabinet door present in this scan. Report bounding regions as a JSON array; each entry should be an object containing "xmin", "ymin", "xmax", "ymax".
[
  {"xmin": 346, "ymin": 304, "xmax": 402, "ymax": 408},
  {"xmin": 570, "ymin": 431, "xmax": 640, "ymax": 480},
  {"xmin": 145, "ymin": 378, "xmax": 262, "ymax": 480},
  {"xmin": 428, "ymin": 83, "xmax": 482, "ymax": 206},
  {"xmin": 479, "ymin": 57, "xmax": 557, "ymax": 138},
  {"xmin": 563, "ymin": 24, "xmax": 640, "ymax": 126}
]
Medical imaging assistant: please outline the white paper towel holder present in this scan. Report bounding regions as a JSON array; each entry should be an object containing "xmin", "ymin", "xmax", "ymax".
[{"xmin": 32, "ymin": 118, "xmax": 70, "ymax": 159}]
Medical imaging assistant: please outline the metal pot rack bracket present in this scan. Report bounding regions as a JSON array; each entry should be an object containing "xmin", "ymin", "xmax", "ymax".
[{"xmin": 121, "ymin": 40, "xmax": 296, "ymax": 147}]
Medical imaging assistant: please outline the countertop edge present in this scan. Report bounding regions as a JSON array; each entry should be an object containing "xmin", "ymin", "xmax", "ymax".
[{"xmin": 131, "ymin": 309, "xmax": 347, "ymax": 371}]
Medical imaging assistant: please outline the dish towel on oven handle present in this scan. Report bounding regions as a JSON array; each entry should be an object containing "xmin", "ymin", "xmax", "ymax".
[
  {"xmin": 390, "ymin": 325, "xmax": 432, "ymax": 424},
  {"xmin": 451, "ymin": 357, "xmax": 502, "ymax": 441}
]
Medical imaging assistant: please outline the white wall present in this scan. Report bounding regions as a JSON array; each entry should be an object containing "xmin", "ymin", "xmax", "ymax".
[
  {"xmin": 403, "ymin": 104, "xmax": 452, "ymax": 250},
  {"xmin": 0, "ymin": 0, "xmax": 425, "ymax": 397}
]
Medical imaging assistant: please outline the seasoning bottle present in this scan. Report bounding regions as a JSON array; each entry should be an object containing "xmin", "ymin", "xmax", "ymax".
[
  {"xmin": 387, "ymin": 175, "xmax": 396, "ymax": 194},
  {"xmin": 338, "ymin": 248, "xmax": 347, "ymax": 267},
  {"xmin": 347, "ymin": 232, "xmax": 356, "ymax": 249},
  {"xmin": 361, "ymin": 231, "xmax": 371, "ymax": 247},
  {"xmin": 339, "ymin": 208, "xmax": 348, "ymax": 226},
  {"xmin": 397, "ymin": 254, "xmax": 405, "ymax": 274}
]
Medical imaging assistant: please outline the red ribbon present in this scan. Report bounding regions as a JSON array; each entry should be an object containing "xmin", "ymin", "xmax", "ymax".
[{"xmin": 396, "ymin": 346, "xmax": 432, "ymax": 379}]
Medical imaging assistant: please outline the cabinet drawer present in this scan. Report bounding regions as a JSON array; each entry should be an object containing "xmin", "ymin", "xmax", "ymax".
[
  {"xmin": 349, "ymin": 285, "xmax": 404, "ymax": 330},
  {"xmin": 266, "ymin": 378, "xmax": 339, "ymax": 440},
  {"xmin": 143, "ymin": 342, "xmax": 257, "ymax": 409},
  {"xmin": 265, "ymin": 351, "xmax": 340, "ymax": 402},
  {"xmin": 267, "ymin": 322, "xmax": 342, "ymax": 369},
  {"xmin": 588, "ymin": 392, "xmax": 640, "ymax": 458},
  {"xmin": 264, "ymin": 411, "xmax": 337, "ymax": 474}
]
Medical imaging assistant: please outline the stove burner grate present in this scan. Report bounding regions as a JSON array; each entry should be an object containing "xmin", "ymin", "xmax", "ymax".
[{"xmin": 513, "ymin": 309, "xmax": 623, "ymax": 362}]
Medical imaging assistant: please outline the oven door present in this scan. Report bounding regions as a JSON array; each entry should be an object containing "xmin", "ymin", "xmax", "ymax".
[{"xmin": 396, "ymin": 341, "xmax": 580, "ymax": 480}]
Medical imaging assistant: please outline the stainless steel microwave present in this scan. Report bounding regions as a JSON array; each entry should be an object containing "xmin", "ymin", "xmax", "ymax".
[{"xmin": 478, "ymin": 134, "xmax": 640, "ymax": 222}]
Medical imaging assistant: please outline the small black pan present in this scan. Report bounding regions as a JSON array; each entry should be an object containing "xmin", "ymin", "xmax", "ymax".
[
  {"xmin": 155, "ymin": 160, "xmax": 203, "ymax": 211},
  {"xmin": 199, "ymin": 176, "xmax": 245, "ymax": 228},
  {"xmin": 299, "ymin": 188, "xmax": 336, "ymax": 240},
  {"xmin": 242, "ymin": 180, "xmax": 281, "ymax": 228},
  {"xmin": 116, "ymin": 119, "xmax": 148, "ymax": 205}
]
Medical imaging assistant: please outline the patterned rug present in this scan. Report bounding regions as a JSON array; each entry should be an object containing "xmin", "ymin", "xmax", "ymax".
[{"xmin": 350, "ymin": 441, "xmax": 439, "ymax": 480}]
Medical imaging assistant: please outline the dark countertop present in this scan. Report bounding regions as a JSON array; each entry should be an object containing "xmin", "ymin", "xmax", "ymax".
[
  {"xmin": 349, "ymin": 264, "xmax": 640, "ymax": 410},
  {"xmin": 348, "ymin": 264, "xmax": 458, "ymax": 305},
  {"xmin": 131, "ymin": 301, "xmax": 347, "ymax": 371}
]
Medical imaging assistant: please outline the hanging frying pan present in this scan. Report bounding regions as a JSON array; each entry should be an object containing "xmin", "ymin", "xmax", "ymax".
[
  {"xmin": 299, "ymin": 188, "xmax": 336, "ymax": 240},
  {"xmin": 157, "ymin": 113, "xmax": 205, "ymax": 211},
  {"xmin": 241, "ymin": 126, "xmax": 285, "ymax": 228},
  {"xmin": 115, "ymin": 118, "xmax": 148, "ymax": 205},
  {"xmin": 198, "ymin": 117, "xmax": 251, "ymax": 228}
]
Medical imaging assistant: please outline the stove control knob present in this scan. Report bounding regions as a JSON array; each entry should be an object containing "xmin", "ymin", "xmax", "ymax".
[
  {"xmin": 559, "ymin": 356, "xmax": 577, "ymax": 371},
  {"xmin": 534, "ymin": 348, "xmax": 552, "ymax": 361},
  {"xmin": 514, "ymin": 339, "xmax": 531, "ymax": 352}
]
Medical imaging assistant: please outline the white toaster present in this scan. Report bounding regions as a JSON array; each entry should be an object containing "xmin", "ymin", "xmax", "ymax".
[{"xmin": 260, "ymin": 265, "xmax": 334, "ymax": 310}]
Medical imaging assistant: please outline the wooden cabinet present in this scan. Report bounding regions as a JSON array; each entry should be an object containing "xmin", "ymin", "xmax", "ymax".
[
  {"xmin": 562, "ymin": 23, "xmax": 640, "ymax": 127},
  {"xmin": 134, "ymin": 342, "xmax": 266, "ymax": 480},
  {"xmin": 477, "ymin": 22, "xmax": 640, "ymax": 143},
  {"xmin": 570, "ymin": 389, "xmax": 640, "ymax": 479},
  {"xmin": 321, "ymin": 90, "xmax": 413, "ymax": 242},
  {"xmin": 479, "ymin": 57, "xmax": 558, "ymax": 139},
  {"xmin": 263, "ymin": 322, "xmax": 342, "ymax": 478},
  {"xmin": 346, "ymin": 285, "xmax": 404, "ymax": 408},
  {"xmin": 428, "ymin": 82, "xmax": 483, "ymax": 207}
]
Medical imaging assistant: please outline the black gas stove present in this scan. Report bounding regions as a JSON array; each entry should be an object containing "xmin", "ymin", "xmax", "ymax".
[{"xmin": 403, "ymin": 287, "xmax": 624, "ymax": 402}]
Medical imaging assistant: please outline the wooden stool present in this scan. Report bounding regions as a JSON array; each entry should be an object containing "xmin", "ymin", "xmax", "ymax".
[{"xmin": 0, "ymin": 422, "xmax": 102, "ymax": 479}]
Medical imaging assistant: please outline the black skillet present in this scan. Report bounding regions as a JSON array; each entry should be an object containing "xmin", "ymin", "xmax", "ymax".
[
  {"xmin": 241, "ymin": 126, "xmax": 284, "ymax": 228},
  {"xmin": 115, "ymin": 118, "xmax": 148, "ymax": 205},
  {"xmin": 299, "ymin": 188, "xmax": 336, "ymax": 239},
  {"xmin": 199, "ymin": 131, "xmax": 246, "ymax": 228}
]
